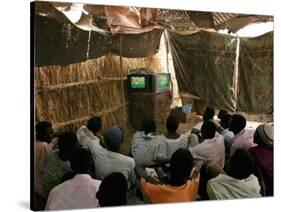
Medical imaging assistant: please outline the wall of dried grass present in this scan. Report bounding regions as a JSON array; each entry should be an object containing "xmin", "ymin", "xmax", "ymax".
[{"xmin": 35, "ymin": 52, "xmax": 167, "ymax": 133}]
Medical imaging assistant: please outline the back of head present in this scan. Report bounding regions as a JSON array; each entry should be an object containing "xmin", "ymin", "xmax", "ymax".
[
  {"xmin": 169, "ymin": 148, "xmax": 194, "ymax": 186},
  {"xmin": 35, "ymin": 121, "xmax": 53, "ymax": 143},
  {"xmin": 201, "ymin": 120, "xmax": 216, "ymax": 139},
  {"xmin": 142, "ymin": 118, "xmax": 156, "ymax": 135},
  {"xmin": 228, "ymin": 148, "xmax": 255, "ymax": 180},
  {"xmin": 220, "ymin": 113, "xmax": 232, "ymax": 129},
  {"xmin": 166, "ymin": 115, "xmax": 179, "ymax": 133},
  {"xmin": 70, "ymin": 147, "xmax": 94, "ymax": 174},
  {"xmin": 254, "ymin": 123, "xmax": 274, "ymax": 146},
  {"xmin": 104, "ymin": 125, "xmax": 123, "ymax": 152},
  {"xmin": 228, "ymin": 114, "xmax": 246, "ymax": 135},
  {"xmin": 96, "ymin": 172, "xmax": 127, "ymax": 206},
  {"xmin": 87, "ymin": 116, "xmax": 102, "ymax": 133},
  {"xmin": 218, "ymin": 109, "xmax": 228, "ymax": 120},
  {"xmin": 58, "ymin": 132, "xmax": 78, "ymax": 160},
  {"xmin": 203, "ymin": 106, "xmax": 215, "ymax": 121}
]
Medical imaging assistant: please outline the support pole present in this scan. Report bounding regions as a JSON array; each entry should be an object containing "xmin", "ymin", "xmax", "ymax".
[{"xmin": 119, "ymin": 34, "xmax": 126, "ymax": 133}]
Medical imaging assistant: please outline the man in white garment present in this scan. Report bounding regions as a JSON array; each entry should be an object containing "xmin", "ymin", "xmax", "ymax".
[
  {"xmin": 45, "ymin": 147, "xmax": 101, "ymax": 210},
  {"xmin": 161, "ymin": 115, "xmax": 188, "ymax": 159},
  {"xmin": 132, "ymin": 119, "xmax": 166, "ymax": 166},
  {"xmin": 229, "ymin": 114, "xmax": 256, "ymax": 156},
  {"xmin": 207, "ymin": 148, "xmax": 261, "ymax": 199},
  {"xmin": 76, "ymin": 123, "xmax": 136, "ymax": 187},
  {"xmin": 189, "ymin": 120, "xmax": 225, "ymax": 170}
]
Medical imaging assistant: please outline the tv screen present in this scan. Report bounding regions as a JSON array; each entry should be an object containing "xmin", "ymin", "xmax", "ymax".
[
  {"xmin": 157, "ymin": 74, "xmax": 170, "ymax": 89},
  {"xmin": 131, "ymin": 76, "xmax": 146, "ymax": 89},
  {"xmin": 154, "ymin": 74, "xmax": 170, "ymax": 92}
]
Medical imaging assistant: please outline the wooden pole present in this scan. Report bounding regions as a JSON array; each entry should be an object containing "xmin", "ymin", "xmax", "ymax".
[{"xmin": 119, "ymin": 34, "xmax": 126, "ymax": 133}]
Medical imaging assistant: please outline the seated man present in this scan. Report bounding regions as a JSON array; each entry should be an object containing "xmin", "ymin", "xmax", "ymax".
[
  {"xmin": 35, "ymin": 121, "xmax": 54, "ymax": 198},
  {"xmin": 42, "ymin": 132, "xmax": 78, "ymax": 198},
  {"xmin": 219, "ymin": 113, "xmax": 234, "ymax": 164},
  {"xmin": 76, "ymin": 117, "xmax": 103, "ymax": 146},
  {"xmin": 249, "ymin": 123, "xmax": 273, "ymax": 196},
  {"xmin": 97, "ymin": 125, "xmax": 136, "ymax": 186},
  {"xmin": 191, "ymin": 106, "xmax": 224, "ymax": 138},
  {"xmin": 45, "ymin": 147, "xmax": 101, "ymax": 210},
  {"xmin": 87, "ymin": 116, "xmax": 105, "ymax": 146},
  {"xmin": 96, "ymin": 172, "xmax": 128, "ymax": 207},
  {"xmin": 77, "ymin": 124, "xmax": 136, "ymax": 187},
  {"xmin": 132, "ymin": 119, "xmax": 166, "ymax": 166},
  {"xmin": 161, "ymin": 115, "xmax": 187, "ymax": 159},
  {"xmin": 207, "ymin": 149, "xmax": 261, "ymax": 199},
  {"xmin": 189, "ymin": 121, "xmax": 225, "ymax": 170},
  {"xmin": 136, "ymin": 148, "xmax": 199, "ymax": 203},
  {"xmin": 229, "ymin": 114, "xmax": 255, "ymax": 156}
]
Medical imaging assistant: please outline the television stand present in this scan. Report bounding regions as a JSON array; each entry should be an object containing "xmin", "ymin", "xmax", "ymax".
[{"xmin": 128, "ymin": 91, "xmax": 172, "ymax": 130}]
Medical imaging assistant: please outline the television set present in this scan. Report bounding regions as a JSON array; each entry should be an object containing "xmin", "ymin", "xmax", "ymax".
[
  {"xmin": 127, "ymin": 73, "xmax": 151, "ymax": 92},
  {"xmin": 127, "ymin": 71, "xmax": 171, "ymax": 93},
  {"xmin": 152, "ymin": 73, "xmax": 171, "ymax": 93}
]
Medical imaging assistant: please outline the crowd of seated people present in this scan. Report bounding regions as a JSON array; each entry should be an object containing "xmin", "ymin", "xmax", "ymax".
[{"xmin": 34, "ymin": 105, "xmax": 273, "ymax": 210}]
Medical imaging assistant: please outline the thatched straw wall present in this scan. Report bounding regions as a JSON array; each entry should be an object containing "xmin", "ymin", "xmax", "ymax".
[{"xmin": 35, "ymin": 52, "xmax": 166, "ymax": 133}]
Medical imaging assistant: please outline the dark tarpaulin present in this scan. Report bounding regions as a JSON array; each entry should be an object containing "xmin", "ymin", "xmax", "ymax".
[
  {"xmin": 168, "ymin": 30, "xmax": 238, "ymax": 111},
  {"xmin": 237, "ymin": 32, "xmax": 273, "ymax": 113},
  {"xmin": 34, "ymin": 15, "xmax": 163, "ymax": 67},
  {"xmin": 111, "ymin": 29, "xmax": 163, "ymax": 58},
  {"xmin": 34, "ymin": 15, "xmax": 89, "ymax": 66}
]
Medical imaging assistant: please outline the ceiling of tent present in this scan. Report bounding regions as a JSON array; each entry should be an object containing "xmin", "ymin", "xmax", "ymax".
[{"xmin": 35, "ymin": 1, "xmax": 273, "ymax": 34}]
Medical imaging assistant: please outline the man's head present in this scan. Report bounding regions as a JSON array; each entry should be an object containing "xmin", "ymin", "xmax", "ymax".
[
  {"xmin": 166, "ymin": 115, "xmax": 179, "ymax": 133},
  {"xmin": 227, "ymin": 148, "xmax": 255, "ymax": 180},
  {"xmin": 201, "ymin": 120, "xmax": 216, "ymax": 140},
  {"xmin": 169, "ymin": 148, "xmax": 194, "ymax": 186},
  {"xmin": 228, "ymin": 114, "xmax": 246, "ymax": 135},
  {"xmin": 87, "ymin": 116, "xmax": 102, "ymax": 133},
  {"xmin": 218, "ymin": 109, "xmax": 228, "ymax": 120},
  {"xmin": 220, "ymin": 113, "xmax": 232, "ymax": 129},
  {"xmin": 203, "ymin": 106, "xmax": 215, "ymax": 121},
  {"xmin": 58, "ymin": 132, "xmax": 78, "ymax": 161},
  {"xmin": 70, "ymin": 147, "xmax": 94, "ymax": 174},
  {"xmin": 141, "ymin": 118, "xmax": 156, "ymax": 135},
  {"xmin": 253, "ymin": 123, "xmax": 274, "ymax": 146},
  {"xmin": 96, "ymin": 172, "xmax": 127, "ymax": 207},
  {"xmin": 35, "ymin": 121, "xmax": 53, "ymax": 143},
  {"xmin": 104, "ymin": 125, "xmax": 123, "ymax": 152}
]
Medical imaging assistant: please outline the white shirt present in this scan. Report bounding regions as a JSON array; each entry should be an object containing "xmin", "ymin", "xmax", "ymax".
[
  {"xmin": 131, "ymin": 132, "xmax": 166, "ymax": 166},
  {"xmin": 161, "ymin": 134, "xmax": 188, "ymax": 159},
  {"xmin": 76, "ymin": 126, "xmax": 136, "ymax": 185},
  {"xmin": 230, "ymin": 129, "xmax": 256, "ymax": 156},
  {"xmin": 45, "ymin": 174, "xmax": 101, "ymax": 210},
  {"xmin": 189, "ymin": 133, "xmax": 225, "ymax": 169},
  {"xmin": 207, "ymin": 173, "xmax": 261, "ymax": 199}
]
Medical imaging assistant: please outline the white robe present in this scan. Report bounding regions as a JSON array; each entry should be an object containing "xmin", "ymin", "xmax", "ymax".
[
  {"xmin": 76, "ymin": 126, "xmax": 136, "ymax": 185},
  {"xmin": 131, "ymin": 131, "xmax": 166, "ymax": 166},
  {"xmin": 207, "ymin": 173, "xmax": 261, "ymax": 200},
  {"xmin": 189, "ymin": 133, "xmax": 225, "ymax": 169}
]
